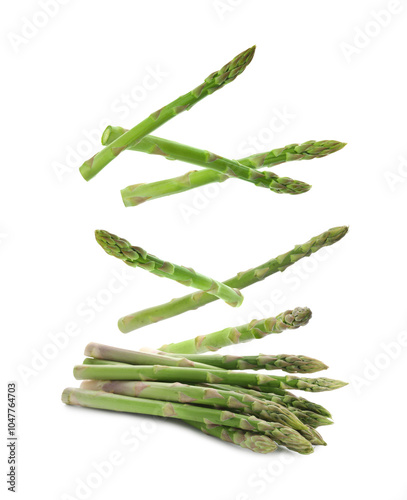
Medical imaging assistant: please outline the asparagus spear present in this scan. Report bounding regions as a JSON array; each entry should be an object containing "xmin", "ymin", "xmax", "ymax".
[
  {"xmin": 62, "ymin": 388, "xmax": 313, "ymax": 454},
  {"xmin": 231, "ymin": 387, "xmax": 332, "ymax": 417},
  {"xmin": 73, "ymin": 364, "xmax": 347, "ymax": 392},
  {"xmin": 80, "ymin": 380, "xmax": 308, "ymax": 431},
  {"xmin": 104, "ymin": 125, "xmax": 345, "ymax": 168},
  {"xmin": 120, "ymin": 148, "xmax": 311, "ymax": 206},
  {"xmin": 204, "ymin": 384, "xmax": 333, "ymax": 426},
  {"xmin": 79, "ymin": 46, "xmax": 255, "ymax": 181},
  {"xmin": 185, "ymin": 421, "xmax": 278, "ymax": 453},
  {"xmin": 159, "ymin": 307, "xmax": 311, "ymax": 354},
  {"xmin": 81, "ymin": 359, "xmax": 332, "ymax": 427},
  {"xmin": 84, "ymin": 342, "xmax": 218, "ymax": 370},
  {"xmin": 161, "ymin": 352, "xmax": 328, "ymax": 373},
  {"xmin": 102, "ymin": 126, "xmax": 344, "ymax": 205},
  {"xmin": 95, "ymin": 230, "xmax": 243, "ymax": 307},
  {"xmin": 118, "ymin": 226, "xmax": 348, "ymax": 332}
]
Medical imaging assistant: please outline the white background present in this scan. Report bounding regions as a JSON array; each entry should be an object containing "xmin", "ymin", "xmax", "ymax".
[{"xmin": 2, "ymin": 1, "xmax": 407, "ymax": 499}]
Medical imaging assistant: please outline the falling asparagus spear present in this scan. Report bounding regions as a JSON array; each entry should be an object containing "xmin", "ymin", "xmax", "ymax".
[
  {"xmin": 117, "ymin": 135, "xmax": 312, "ymax": 204},
  {"xmin": 73, "ymin": 364, "xmax": 347, "ymax": 393},
  {"xmin": 101, "ymin": 126, "xmax": 345, "ymax": 205},
  {"xmin": 79, "ymin": 46, "xmax": 255, "ymax": 181},
  {"xmin": 118, "ymin": 225, "xmax": 348, "ymax": 333},
  {"xmin": 62, "ymin": 387, "xmax": 313, "ymax": 454},
  {"xmin": 95, "ymin": 229, "xmax": 243, "ymax": 307},
  {"xmin": 159, "ymin": 307, "xmax": 311, "ymax": 354}
]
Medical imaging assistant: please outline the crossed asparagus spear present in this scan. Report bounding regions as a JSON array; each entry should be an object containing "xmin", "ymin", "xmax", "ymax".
[{"xmin": 79, "ymin": 45, "xmax": 345, "ymax": 202}]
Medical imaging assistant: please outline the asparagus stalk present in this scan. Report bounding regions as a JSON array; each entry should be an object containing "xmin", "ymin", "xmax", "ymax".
[
  {"xmin": 73, "ymin": 364, "xmax": 347, "ymax": 393},
  {"xmin": 102, "ymin": 126, "xmax": 344, "ymax": 205},
  {"xmin": 84, "ymin": 342, "xmax": 218, "ymax": 370},
  {"xmin": 81, "ymin": 360, "xmax": 332, "ymax": 427},
  {"xmin": 104, "ymin": 125, "xmax": 345, "ymax": 168},
  {"xmin": 185, "ymin": 421, "xmax": 278, "ymax": 453},
  {"xmin": 79, "ymin": 46, "xmax": 255, "ymax": 181},
  {"xmin": 80, "ymin": 379, "xmax": 308, "ymax": 431},
  {"xmin": 203, "ymin": 384, "xmax": 333, "ymax": 427},
  {"xmin": 62, "ymin": 388, "xmax": 313, "ymax": 454},
  {"xmin": 159, "ymin": 307, "xmax": 311, "ymax": 354},
  {"xmin": 120, "ymin": 148, "xmax": 311, "ymax": 206},
  {"xmin": 161, "ymin": 352, "xmax": 328, "ymax": 374},
  {"xmin": 118, "ymin": 226, "xmax": 348, "ymax": 332},
  {"xmin": 95, "ymin": 230, "xmax": 243, "ymax": 307}
]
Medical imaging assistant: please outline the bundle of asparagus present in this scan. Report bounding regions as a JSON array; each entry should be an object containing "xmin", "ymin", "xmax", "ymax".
[
  {"xmin": 62, "ymin": 322, "xmax": 346, "ymax": 454},
  {"xmin": 78, "ymin": 46, "xmax": 345, "ymax": 207}
]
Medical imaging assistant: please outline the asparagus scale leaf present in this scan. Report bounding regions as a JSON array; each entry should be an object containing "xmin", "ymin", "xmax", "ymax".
[
  {"xmin": 95, "ymin": 229, "xmax": 243, "ymax": 307},
  {"xmin": 79, "ymin": 46, "xmax": 255, "ymax": 181},
  {"xmin": 159, "ymin": 307, "xmax": 311, "ymax": 354},
  {"xmin": 118, "ymin": 226, "xmax": 348, "ymax": 332}
]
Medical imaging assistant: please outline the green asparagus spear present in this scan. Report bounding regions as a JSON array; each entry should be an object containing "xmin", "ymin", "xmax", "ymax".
[
  {"xmin": 204, "ymin": 384, "xmax": 333, "ymax": 427},
  {"xmin": 185, "ymin": 421, "xmax": 278, "ymax": 453},
  {"xmin": 120, "ymin": 147, "xmax": 311, "ymax": 206},
  {"xmin": 62, "ymin": 388, "xmax": 313, "ymax": 454},
  {"xmin": 159, "ymin": 307, "xmax": 311, "ymax": 354},
  {"xmin": 216, "ymin": 385, "xmax": 333, "ymax": 417},
  {"xmin": 84, "ymin": 343, "xmax": 218, "ymax": 370},
  {"xmin": 102, "ymin": 126, "xmax": 344, "ymax": 205},
  {"xmin": 161, "ymin": 352, "xmax": 328, "ymax": 373},
  {"xmin": 118, "ymin": 226, "xmax": 348, "ymax": 332},
  {"xmin": 80, "ymin": 379, "xmax": 308, "ymax": 431},
  {"xmin": 81, "ymin": 359, "xmax": 332, "ymax": 427},
  {"xmin": 95, "ymin": 230, "xmax": 243, "ymax": 307},
  {"xmin": 79, "ymin": 46, "xmax": 255, "ymax": 181},
  {"xmin": 103, "ymin": 125, "xmax": 345, "ymax": 168},
  {"xmin": 73, "ymin": 364, "xmax": 347, "ymax": 393}
]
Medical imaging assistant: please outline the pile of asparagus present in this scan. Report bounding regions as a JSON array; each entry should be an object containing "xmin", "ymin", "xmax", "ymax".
[
  {"xmin": 62, "ymin": 329, "xmax": 346, "ymax": 454},
  {"xmin": 79, "ymin": 46, "xmax": 345, "ymax": 207}
]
